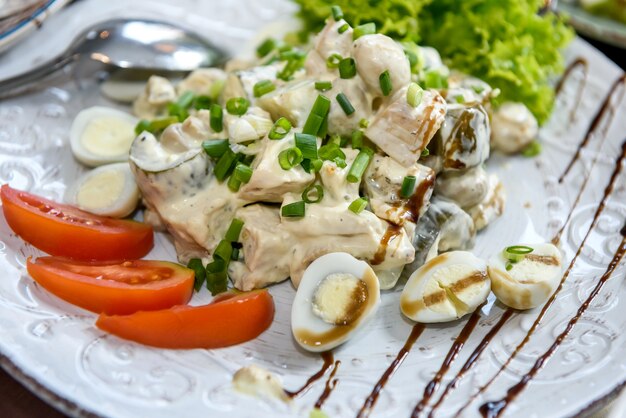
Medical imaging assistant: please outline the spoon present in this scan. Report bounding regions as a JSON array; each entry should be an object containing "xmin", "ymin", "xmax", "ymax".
[{"xmin": 0, "ymin": 18, "xmax": 227, "ymax": 97}]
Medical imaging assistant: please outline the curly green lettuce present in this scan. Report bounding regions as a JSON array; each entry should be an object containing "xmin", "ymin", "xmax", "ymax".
[{"xmin": 293, "ymin": 0, "xmax": 574, "ymax": 124}]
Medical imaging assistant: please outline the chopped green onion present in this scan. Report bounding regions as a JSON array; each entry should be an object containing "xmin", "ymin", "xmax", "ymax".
[
  {"xmin": 347, "ymin": 149, "xmax": 372, "ymax": 183},
  {"xmin": 146, "ymin": 116, "xmax": 178, "ymax": 133},
  {"xmin": 334, "ymin": 157, "xmax": 347, "ymax": 168},
  {"xmin": 315, "ymin": 81, "xmax": 333, "ymax": 91},
  {"xmin": 318, "ymin": 116, "xmax": 328, "ymax": 138},
  {"xmin": 522, "ymin": 140, "xmax": 542, "ymax": 158},
  {"xmin": 421, "ymin": 148, "xmax": 430, "ymax": 158},
  {"xmin": 225, "ymin": 218, "xmax": 244, "ymax": 242},
  {"xmin": 282, "ymin": 201, "xmax": 306, "ymax": 218},
  {"xmin": 503, "ymin": 245, "xmax": 534, "ymax": 263},
  {"xmin": 405, "ymin": 51, "xmax": 418, "ymax": 69},
  {"xmin": 339, "ymin": 58, "xmax": 356, "ymax": 79},
  {"xmin": 423, "ymin": 70, "xmax": 448, "ymax": 89},
  {"xmin": 227, "ymin": 174, "xmax": 242, "ymax": 192},
  {"xmin": 400, "ymin": 175, "xmax": 417, "ymax": 198},
  {"xmin": 277, "ymin": 54, "xmax": 305, "ymax": 81},
  {"xmin": 135, "ymin": 120, "xmax": 151, "ymax": 135},
  {"xmin": 295, "ymin": 133, "xmax": 318, "ymax": 160},
  {"xmin": 226, "ymin": 97, "xmax": 249, "ymax": 116},
  {"xmin": 353, "ymin": 22, "xmax": 376, "ymax": 40},
  {"xmin": 253, "ymin": 80, "xmax": 276, "ymax": 98},
  {"xmin": 407, "ymin": 83, "xmax": 424, "ymax": 108},
  {"xmin": 193, "ymin": 95, "xmax": 212, "ymax": 110},
  {"xmin": 278, "ymin": 147, "xmax": 304, "ymax": 170},
  {"xmin": 338, "ymin": 23, "xmax": 350, "ymax": 34},
  {"xmin": 326, "ymin": 53, "xmax": 342, "ymax": 69},
  {"xmin": 210, "ymin": 104, "xmax": 223, "ymax": 132},
  {"xmin": 302, "ymin": 184, "xmax": 324, "ymax": 204},
  {"xmin": 279, "ymin": 50, "xmax": 305, "ymax": 61},
  {"xmin": 269, "ymin": 117, "xmax": 292, "ymax": 140},
  {"xmin": 231, "ymin": 247, "xmax": 239, "ymax": 261},
  {"xmin": 214, "ymin": 149, "xmax": 238, "ymax": 181},
  {"xmin": 214, "ymin": 239, "xmax": 234, "ymax": 264},
  {"xmin": 351, "ymin": 130, "xmax": 364, "ymax": 149},
  {"xmin": 331, "ymin": 5, "xmax": 343, "ymax": 20},
  {"xmin": 303, "ymin": 95, "xmax": 331, "ymax": 136},
  {"xmin": 206, "ymin": 259, "xmax": 227, "ymax": 295},
  {"xmin": 209, "ymin": 79, "xmax": 225, "ymax": 100},
  {"xmin": 311, "ymin": 159, "xmax": 324, "ymax": 172},
  {"xmin": 455, "ymin": 95, "xmax": 465, "ymax": 104},
  {"xmin": 318, "ymin": 142, "xmax": 346, "ymax": 161},
  {"xmin": 472, "ymin": 85, "xmax": 485, "ymax": 94},
  {"xmin": 359, "ymin": 118, "xmax": 369, "ymax": 128},
  {"xmin": 336, "ymin": 93, "xmax": 355, "ymax": 115},
  {"xmin": 202, "ymin": 139, "xmax": 230, "ymax": 158},
  {"xmin": 168, "ymin": 103, "xmax": 189, "ymax": 122},
  {"xmin": 505, "ymin": 263, "xmax": 513, "ymax": 271},
  {"xmin": 349, "ymin": 197, "xmax": 368, "ymax": 214},
  {"xmin": 328, "ymin": 134, "xmax": 341, "ymax": 146},
  {"xmin": 187, "ymin": 258, "xmax": 206, "ymax": 292},
  {"xmin": 234, "ymin": 163, "xmax": 253, "ymax": 183},
  {"xmin": 176, "ymin": 91, "xmax": 195, "ymax": 109},
  {"xmin": 379, "ymin": 70, "xmax": 392, "ymax": 96},
  {"xmin": 256, "ymin": 38, "xmax": 276, "ymax": 57}
]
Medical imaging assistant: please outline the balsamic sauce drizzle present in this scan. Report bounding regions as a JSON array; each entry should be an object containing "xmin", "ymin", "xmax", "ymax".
[
  {"xmin": 356, "ymin": 324, "xmax": 426, "ymax": 418},
  {"xmin": 453, "ymin": 140, "xmax": 626, "ymax": 416},
  {"xmin": 284, "ymin": 351, "xmax": 334, "ymax": 398},
  {"xmin": 479, "ymin": 223, "xmax": 626, "ymax": 418},
  {"xmin": 410, "ymin": 306, "xmax": 484, "ymax": 417},
  {"xmin": 314, "ymin": 359, "xmax": 341, "ymax": 409}
]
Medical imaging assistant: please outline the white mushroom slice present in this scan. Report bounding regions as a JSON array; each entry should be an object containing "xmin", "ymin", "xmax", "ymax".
[
  {"xmin": 466, "ymin": 174, "xmax": 505, "ymax": 231},
  {"xmin": 489, "ymin": 243, "xmax": 563, "ymax": 310},
  {"xmin": 401, "ymin": 251, "xmax": 490, "ymax": 323},
  {"xmin": 353, "ymin": 34, "xmax": 411, "ymax": 97},
  {"xmin": 233, "ymin": 365, "xmax": 290, "ymax": 403},
  {"xmin": 291, "ymin": 252, "xmax": 380, "ymax": 352},
  {"xmin": 224, "ymin": 106, "xmax": 274, "ymax": 143},
  {"xmin": 132, "ymin": 75, "xmax": 176, "ymax": 119},
  {"xmin": 70, "ymin": 106, "xmax": 138, "ymax": 167},
  {"xmin": 176, "ymin": 68, "xmax": 226, "ymax": 96},
  {"xmin": 256, "ymin": 79, "xmax": 318, "ymax": 127},
  {"xmin": 436, "ymin": 102, "xmax": 490, "ymax": 171},
  {"xmin": 64, "ymin": 163, "xmax": 139, "ymax": 218},
  {"xmin": 435, "ymin": 165, "xmax": 489, "ymax": 209},
  {"xmin": 365, "ymin": 87, "xmax": 446, "ymax": 167},
  {"xmin": 446, "ymin": 72, "xmax": 493, "ymax": 105},
  {"xmin": 491, "ymin": 102, "xmax": 538, "ymax": 154}
]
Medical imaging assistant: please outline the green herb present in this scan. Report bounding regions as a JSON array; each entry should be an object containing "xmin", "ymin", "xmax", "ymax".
[
  {"xmin": 347, "ymin": 148, "xmax": 372, "ymax": 183},
  {"xmin": 407, "ymin": 82, "xmax": 423, "ymax": 108},
  {"xmin": 302, "ymin": 184, "xmax": 324, "ymax": 203},
  {"xmin": 269, "ymin": 117, "xmax": 292, "ymax": 140},
  {"xmin": 278, "ymin": 147, "xmax": 304, "ymax": 170},
  {"xmin": 234, "ymin": 163, "xmax": 253, "ymax": 183},
  {"xmin": 202, "ymin": 139, "xmax": 230, "ymax": 158},
  {"xmin": 210, "ymin": 104, "xmax": 223, "ymax": 132},
  {"xmin": 282, "ymin": 201, "xmax": 306, "ymax": 218},
  {"xmin": 348, "ymin": 197, "xmax": 368, "ymax": 214},
  {"xmin": 187, "ymin": 258, "xmax": 206, "ymax": 292},
  {"xmin": 253, "ymin": 80, "xmax": 276, "ymax": 97},
  {"xmin": 257, "ymin": 38, "xmax": 277, "ymax": 57},
  {"xmin": 522, "ymin": 140, "xmax": 542, "ymax": 157},
  {"xmin": 214, "ymin": 149, "xmax": 238, "ymax": 181},
  {"xmin": 331, "ymin": 5, "xmax": 343, "ymax": 20},
  {"xmin": 338, "ymin": 58, "xmax": 356, "ymax": 79},
  {"xmin": 353, "ymin": 22, "xmax": 376, "ymax": 39},
  {"xmin": 225, "ymin": 218, "xmax": 244, "ymax": 242},
  {"xmin": 336, "ymin": 93, "xmax": 355, "ymax": 115},
  {"xmin": 326, "ymin": 53, "xmax": 342, "ymax": 68},
  {"xmin": 400, "ymin": 175, "xmax": 417, "ymax": 198},
  {"xmin": 315, "ymin": 81, "xmax": 333, "ymax": 91},
  {"xmin": 379, "ymin": 70, "xmax": 392, "ymax": 96},
  {"xmin": 226, "ymin": 97, "xmax": 250, "ymax": 116},
  {"xmin": 295, "ymin": 133, "xmax": 318, "ymax": 160}
]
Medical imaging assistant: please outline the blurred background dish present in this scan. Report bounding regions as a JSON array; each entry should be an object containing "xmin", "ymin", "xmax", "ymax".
[{"xmin": 560, "ymin": 0, "xmax": 626, "ymax": 48}]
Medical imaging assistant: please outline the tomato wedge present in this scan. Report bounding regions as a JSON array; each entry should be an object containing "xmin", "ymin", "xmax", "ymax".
[
  {"xmin": 1, "ymin": 185, "xmax": 153, "ymax": 260},
  {"xmin": 96, "ymin": 290, "xmax": 275, "ymax": 349},
  {"xmin": 27, "ymin": 257, "xmax": 194, "ymax": 315}
]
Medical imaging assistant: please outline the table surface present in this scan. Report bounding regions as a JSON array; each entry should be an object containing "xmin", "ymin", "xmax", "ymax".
[{"xmin": 0, "ymin": 17, "xmax": 625, "ymax": 418}]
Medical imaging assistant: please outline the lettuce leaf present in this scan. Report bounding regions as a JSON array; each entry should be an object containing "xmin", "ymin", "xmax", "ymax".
[{"xmin": 293, "ymin": 0, "xmax": 573, "ymax": 124}]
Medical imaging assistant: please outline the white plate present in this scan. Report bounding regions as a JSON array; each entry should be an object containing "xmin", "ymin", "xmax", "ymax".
[{"xmin": 0, "ymin": 1, "xmax": 625, "ymax": 417}]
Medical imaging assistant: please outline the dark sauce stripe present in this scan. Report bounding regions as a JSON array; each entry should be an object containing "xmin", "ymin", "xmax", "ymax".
[
  {"xmin": 356, "ymin": 324, "xmax": 426, "ymax": 418},
  {"xmin": 554, "ymin": 58, "xmax": 588, "ymax": 124},
  {"xmin": 285, "ymin": 351, "xmax": 334, "ymax": 398},
  {"xmin": 314, "ymin": 360, "xmax": 340, "ymax": 409}
]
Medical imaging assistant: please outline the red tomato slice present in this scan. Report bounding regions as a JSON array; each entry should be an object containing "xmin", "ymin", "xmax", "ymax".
[
  {"xmin": 96, "ymin": 290, "xmax": 275, "ymax": 349},
  {"xmin": 1, "ymin": 184, "xmax": 153, "ymax": 260},
  {"xmin": 27, "ymin": 257, "xmax": 194, "ymax": 315}
]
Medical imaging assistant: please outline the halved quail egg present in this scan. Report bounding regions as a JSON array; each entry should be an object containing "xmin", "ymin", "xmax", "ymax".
[{"xmin": 291, "ymin": 252, "xmax": 381, "ymax": 352}]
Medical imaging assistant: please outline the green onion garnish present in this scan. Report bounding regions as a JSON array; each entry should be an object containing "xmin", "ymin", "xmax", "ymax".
[
  {"xmin": 176, "ymin": 91, "xmax": 195, "ymax": 109},
  {"xmin": 351, "ymin": 130, "xmax": 364, "ymax": 149},
  {"xmin": 503, "ymin": 245, "xmax": 534, "ymax": 263},
  {"xmin": 339, "ymin": 58, "xmax": 356, "ymax": 79},
  {"xmin": 347, "ymin": 148, "xmax": 372, "ymax": 183},
  {"xmin": 227, "ymin": 174, "xmax": 242, "ymax": 192},
  {"xmin": 256, "ymin": 38, "xmax": 276, "ymax": 58},
  {"xmin": 505, "ymin": 263, "xmax": 513, "ymax": 271},
  {"xmin": 234, "ymin": 163, "xmax": 253, "ymax": 183},
  {"xmin": 359, "ymin": 118, "xmax": 369, "ymax": 128},
  {"xmin": 213, "ymin": 239, "xmax": 233, "ymax": 264},
  {"xmin": 522, "ymin": 140, "xmax": 542, "ymax": 158},
  {"xmin": 269, "ymin": 117, "xmax": 292, "ymax": 140},
  {"xmin": 202, "ymin": 139, "xmax": 229, "ymax": 158},
  {"xmin": 455, "ymin": 95, "xmax": 465, "ymax": 104},
  {"xmin": 214, "ymin": 149, "xmax": 238, "ymax": 181},
  {"xmin": 146, "ymin": 116, "xmax": 178, "ymax": 133},
  {"xmin": 315, "ymin": 81, "xmax": 333, "ymax": 91},
  {"xmin": 407, "ymin": 82, "xmax": 424, "ymax": 108},
  {"xmin": 379, "ymin": 70, "xmax": 392, "ymax": 96},
  {"xmin": 253, "ymin": 80, "xmax": 276, "ymax": 98},
  {"xmin": 231, "ymin": 247, "xmax": 239, "ymax": 261},
  {"xmin": 334, "ymin": 157, "xmax": 347, "ymax": 168},
  {"xmin": 282, "ymin": 201, "xmax": 306, "ymax": 218},
  {"xmin": 331, "ymin": 5, "xmax": 343, "ymax": 20},
  {"xmin": 303, "ymin": 94, "xmax": 331, "ymax": 136},
  {"xmin": 405, "ymin": 51, "xmax": 418, "ymax": 69},
  {"xmin": 326, "ymin": 53, "xmax": 342, "ymax": 69},
  {"xmin": 421, "ymin": 148, "xmax": 430, "ymax": 158},
  {"xmin": 302, "ymin": 184, "xmax": 324, "ymax": 204},
  {"xmin": 205, "ymin": 259, "xmax": 227, "ymax": 295},
  {"xmin": 348, "ymin": 197, "xmax": 368, "ymax": 214},
  {"xmin": 187, "ymin": 258, "xmax": 206, "ymax": 292},
  {"xmin": 295, "ymin": 133, "xmax": 318, "ymax": 160},
  {"xmin": 134, "ymin": 120, "xmax": 151, "ymax": 135},
  {"xmin": 167, "ymin": 103, "xmax": 188, "ymax": 122},
  {"xmin": 353, "ymin": 22, "xmax": 376, "ymax": 40},
  {"xmin": 336, "ymin": 93, "xmax": 355, "ymax": 115},
  {"xmin": 318, "ymin": 142, "xmax": 346, "ymax": 161},
  {"xmin": 193, "ymin": 95, "xmax": 212, "ymax": 110},
  {"xmin": 423, "ymin": 70, "xmax": 448, "ymax": 89},
  {"xmin": 225, "ymin": 218, "xmax": 244, "ymax": 242},
  {"xmin": 277, "ymin": 54, "xmax": 305, "ymax": 81},
  {"xmin": 311, "ymin": 159, "xmax": 324, "ymax": 172},
  {"xmin": 472, "ymin": 85, "xmax": 485, "ymax": 94},
  {"xmin": 210, "ymin": 104, "xmax": 223, "ymax": 132},
  {"xmin": 400, "ymin": 175, "xmax": 417, "ymax": 198},
  {"xmin": 226, "ymin": 97, "xmax": 250, "ymax": 116},
  {"xmin": 338, "ymin": 23, "xmax": 350, "ymax": 34},
  {"xmin": 278, "ymin": 147, "xmax": 304, "ymax": 170}
]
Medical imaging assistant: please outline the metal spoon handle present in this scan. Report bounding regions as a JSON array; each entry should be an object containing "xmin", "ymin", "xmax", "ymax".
[{"xmin": 0, "ymin": 52, "xmax": 77, "ymax": 99}]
